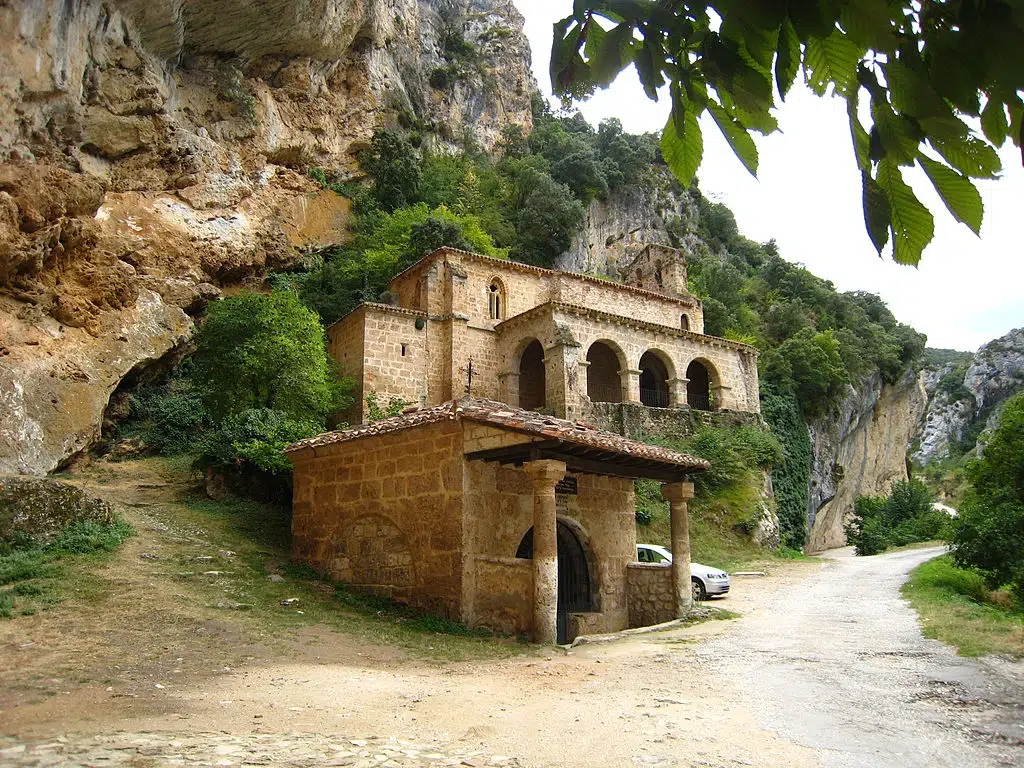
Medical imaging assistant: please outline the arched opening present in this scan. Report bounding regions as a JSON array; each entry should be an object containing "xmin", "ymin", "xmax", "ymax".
[
  {"xmin": 488, "ymin": 278, "xmax": 505, "ymax": 320},
  {"xmin": 586, "ymin": 341, "xmax": 622, "ymax": 403},
  {"xmin": 686, "ymin": 360, "xmax": 713, "ymax": 411},
  {"xmin": 639, "ymin": 351, "xmax": 671, "ymax": 408},
  {"xmin": 515, "ymin": 519, "xmax": 595, "ymax": 644},
  {"xmin": 518, "ymin": 339, "xmax": 545, "ymax": 411},
  {"xmin": 680, "ymin": 313, "xmax": 690, "ymax": 331}
]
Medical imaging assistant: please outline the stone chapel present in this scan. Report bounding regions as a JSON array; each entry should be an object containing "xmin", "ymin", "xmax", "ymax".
[{"xmin": 327, "ymin": 243, "xmax": 761, "ymax": 423}]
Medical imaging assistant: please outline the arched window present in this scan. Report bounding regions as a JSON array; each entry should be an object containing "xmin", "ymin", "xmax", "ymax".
[
  {"xmin": 639, "ymin": 351, "xmax": 670, "ymax": 408},
  {"xmin": 586, "ymin": 342, "xmax": 623, "ymax": 403},
  {"xmin": 680, "ymin": 314, "xmax": 690, "ymax": 331},
  {"xmin": 686, "ymin": 360, "xmax": 713, "ymax": 411},
  {"xmin": 488, "ymin": 280, "xmax": 505, "ymax": 320}
]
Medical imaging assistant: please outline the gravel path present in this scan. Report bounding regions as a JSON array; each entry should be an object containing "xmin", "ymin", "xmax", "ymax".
[{"xmin": 702, "ymin": 546, "xmax": 1024, "ymax": 767}]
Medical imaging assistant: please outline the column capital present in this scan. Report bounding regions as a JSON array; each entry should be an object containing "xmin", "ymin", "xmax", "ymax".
[
  {"xmin": 523, "ymin": 459, "xmax": 567, "ymax": 487},
  {"xmin": 662, "ymin": 481, "xmax": 695, "ymax": 503}
]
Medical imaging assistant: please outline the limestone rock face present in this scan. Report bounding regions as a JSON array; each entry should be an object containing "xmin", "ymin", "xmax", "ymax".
[
  {"xmin": 558, "ymin": 171, "xmax": 699, "ymax": 277},
  {"xmin": 0, "ymin": 0, "xmax": 532, "ymax": 474},
  {"xmin": 805, "ymin": 369, "xmax": 928, "ymax": 553},
  {"xmin": 913, "ymin": 328, "xmax": 1024, "ymax": 465}
]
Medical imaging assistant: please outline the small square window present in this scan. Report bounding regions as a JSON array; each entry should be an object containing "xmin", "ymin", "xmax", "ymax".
[{"xmin": 401, "ymin": 344, "xmax": 407, "ymax": 357}]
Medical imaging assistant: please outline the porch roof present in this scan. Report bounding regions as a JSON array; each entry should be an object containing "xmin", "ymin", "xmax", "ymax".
[{"xmin": 285, "ymin": 399, "xmax": 709, "ymax": 482}]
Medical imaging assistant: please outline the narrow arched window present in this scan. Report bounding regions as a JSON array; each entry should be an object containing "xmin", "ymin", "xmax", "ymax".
[
  {"xmin": 488, "ymin": 281, "xmax": 504, "ymax": 320},
  {"xmin": 680, "ymin": 314, "xmax": 690, "ymax": 330}
]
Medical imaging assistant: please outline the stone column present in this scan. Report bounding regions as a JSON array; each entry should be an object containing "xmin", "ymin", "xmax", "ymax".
[
  {"xmin": 668, "ymin": 377, "xmax": 689, "ymax": 407},
  {"xmin": 662, "ymin": 481, "xmax": 695, "ymax": 616},
  {"xmin": 498, "ymin": 371, "xmax": 519, "ymax": 407},
  {"xmin": 621, "ymin": 368, "xmax": 642, "ymax": 403},
  {"xmin": 544, "ymin": 342, "xmax": 582, "ymax": 419},
  {"xmin": 523, "ymin": 459, "xmax": 567, "ymax": 644},
  {"xmin": 577, "ymin": 360, "xmax": 591, "ymax": 400}
]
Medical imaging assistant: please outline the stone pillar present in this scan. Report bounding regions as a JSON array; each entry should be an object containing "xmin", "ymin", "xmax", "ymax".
[
  {"xmin": 544, "ymin": 342, "xmax": 582, "ymax": 419},
  {"xmin": 621, "ymin": 368, "xmax": 642, "ymax": 403},
  {"xmin": 498, "ymin": 371, "xmax": 520, "ymax": 407},
  {"xmin": 523, "ymin": 459, "xmax": 567, "ymax": 644},
  {"xmin": 711, "ymin": 384, "xmax": 730, "ymax": 411},
  {"xmin": 577, "ymin": 360, "xmax": 591, "ymax": 400},
  {"xmin": 662, "ymin": 481, "xmax": 695, "ymax": 616},
  {"xmin": 668, "ymin": 377, "xmax": 689, "ymax": 407}
]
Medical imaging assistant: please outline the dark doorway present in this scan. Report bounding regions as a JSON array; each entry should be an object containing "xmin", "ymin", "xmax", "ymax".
[
  {"xmin": 515, "ymin": 520, "xmax": 594, "ymax": 644},
  {"xmin": 519, "ymin": 339, "xmax": 546, "ymax": 411},
  {"xmin": 639, "ymin": 351, "xmax": 670, "ymax": 407},
  {"xmin": 586, "ymin": 342, "xmax": 622, "ymax": 403},
  {"xmin": 686, "ymin": 360, "xmax": 712, "ymax": 410}
]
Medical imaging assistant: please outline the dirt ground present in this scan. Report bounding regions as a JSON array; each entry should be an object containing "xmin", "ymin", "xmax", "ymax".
[{"xmin": 1, "ymin": 462, "xmax": 1021, "ymax": 768}]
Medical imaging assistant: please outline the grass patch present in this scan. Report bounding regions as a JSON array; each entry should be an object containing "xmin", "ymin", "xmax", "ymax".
[
  {"xmin": 170, "ymin": 488, "xmax": 526, "ymax": 661},
  {"xmin": 902, "ymin": 555, "xmax": 1024, "ymax": 658},
  {"xmin": 0, "ymin": 519, "xmax": 133, "ymax": 618}
]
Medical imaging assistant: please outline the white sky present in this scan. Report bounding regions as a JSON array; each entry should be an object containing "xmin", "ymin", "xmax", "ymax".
[{"xmin": 514, "ymin": 1, "xmax": 1024, "ymax": 352}]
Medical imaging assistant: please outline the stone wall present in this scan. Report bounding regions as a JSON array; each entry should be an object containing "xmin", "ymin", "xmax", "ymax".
[
  {"xmin": 464, "ymin": 555, "xmax": 532, "ymax": 635},
  {"xmin": 626, "ymin": 563, "xmax": 675, "ymax": 628},
  {"xmin": 290, "ymin": 419, "xmax": 465, "ymax": 617},
  {"xmin": 581, "ymin": 401, "xmax": 763, "ymax": 439}
]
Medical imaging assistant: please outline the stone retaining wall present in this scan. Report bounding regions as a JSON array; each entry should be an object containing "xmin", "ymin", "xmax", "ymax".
[{"xmin": 626, "ymin": 562, "xmax": 675, "ymax": 628}]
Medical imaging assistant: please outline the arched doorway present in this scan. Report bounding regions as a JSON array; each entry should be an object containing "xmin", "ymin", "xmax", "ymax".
[
  {"xmin": 515, "ymin": 520, "xmax": 595, "ymax": 644},
  {"xmin": 586, "ymin": 341, "xmax": 622, "ymax": 403},
  {"xmin": 686, "ymin": 360, "xmax": 713, "ymax": 411},
  {"xmin": 519, "ymin": 340, "xmax": 545, "ymax": 411},
  {"xmin": 639, "ymin": 351, "xmax": 670, "ymax": 407}
]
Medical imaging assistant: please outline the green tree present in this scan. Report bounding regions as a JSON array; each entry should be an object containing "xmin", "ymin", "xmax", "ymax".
[
  {"xmin": 950, "ymin": 393, "xmax": 1024, "ymax": 604},
  {"xmin": 511, "ymin": 166, "xmax": 585, "ymax": 266},
  {"xmin": 405, "ymin": 215, "xmax": 472, "ymax": 263},
  {"xmin": 777, "ymin": 328, "xmax": 848, "ymax": 416},
  {"xmin": 191, "ymin": 291, "xmax": 343, "ymax": 423},
  {"xmin": 360, "ymin": 130, "xmax": 421, "ymax": 212},
  {"xmin": 552, "ymin": 1, "xmax": 1022, "ymax": 266}
]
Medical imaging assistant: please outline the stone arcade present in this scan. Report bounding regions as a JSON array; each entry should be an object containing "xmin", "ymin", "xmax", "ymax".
[
  {"xmin": 328, "ymin": 244, "xmax": 760, "ymax": 424},
  {"xmin": 286, "ymin": 400, "xmax": 708, "ymax": 644}
]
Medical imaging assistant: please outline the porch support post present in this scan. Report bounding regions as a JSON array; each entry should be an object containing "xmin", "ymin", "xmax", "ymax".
[
  {"xmin": 668, "ymin": 377, "xmax": 689, "ymax": 407},
  {"xmin": 621, "ymin": 368, "xmax": 642, "ymax": 403},
  {"xmin": 662, "ymin": 480, "xmax": 696, "ymax": 616},
  {"xmin": 523, "ymin": 459, "xmax": 567, "ymax": 644}
]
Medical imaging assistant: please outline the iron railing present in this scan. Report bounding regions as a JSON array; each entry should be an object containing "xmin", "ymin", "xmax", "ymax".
[
  {"xmin": 587, "ymin": 384, "xmax": 623, "ymax": 403},
  {"xmin": 640, "ymin": 388, "xmax": 670, "ymax": 408},
  {"xmin": 689, "ymin": 391, "xmax": 712, "ymax": 411}
]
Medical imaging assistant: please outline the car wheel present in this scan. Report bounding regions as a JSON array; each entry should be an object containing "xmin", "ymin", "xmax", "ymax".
[{"xmin": 691, "ymin": 577, "xmax": 706, "ymax": 602}]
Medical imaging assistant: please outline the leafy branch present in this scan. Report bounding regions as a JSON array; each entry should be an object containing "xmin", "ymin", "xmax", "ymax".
[{"xmin": 551, "ymin": 0, "xmax": 1024, "ymax": 265}]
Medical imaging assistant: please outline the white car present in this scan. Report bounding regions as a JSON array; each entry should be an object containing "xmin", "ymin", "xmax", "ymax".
[{"xmin": 636, "ymin": 543, "xmax": 731, "ymax": 601}]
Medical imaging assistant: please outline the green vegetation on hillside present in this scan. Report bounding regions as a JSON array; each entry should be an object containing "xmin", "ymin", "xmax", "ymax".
[
  {"xmin": 844, "ymin": 479, "xmax": 947, "ymax": 556},
  {"xmin": 634, "ymin": 422, "xmax": 786, "ymax": 566},
  {"xmin": 0, "ymin": 519, "xmax": 133, "ymax": 619},
  {"xmin": 949, "ymin": 392, "xmax": 1024, "ymax": 606},
  {"xmin": 903, "ymin": 555, "xmax": 1024, "ymax": 658}
]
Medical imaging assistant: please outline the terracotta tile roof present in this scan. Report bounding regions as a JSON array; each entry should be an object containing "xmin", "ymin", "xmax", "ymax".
[{"xmin": 285, "ymin": 399, "xmax": 709, "ymax": 473}]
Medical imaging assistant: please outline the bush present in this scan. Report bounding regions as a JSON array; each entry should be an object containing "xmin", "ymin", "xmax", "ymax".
[
  {"xmin": 196, "ymin": 408, "xmax": 322, "ymax": 475},
  {"xmin": 192, "ymin": 290, "xmax": 348, "ymax": 424},
  {"xmin": 949, "ymin": 392, "xmax": 1024, "ymax": 605},
  {"xmin": 846, "ymin": 480, "xmax": 941, "ymax": 555}
]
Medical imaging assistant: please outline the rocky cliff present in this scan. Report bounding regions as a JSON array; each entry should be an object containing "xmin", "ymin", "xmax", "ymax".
[
  {"xmin": 557, "ymin": 168, "xmax": 700, "ymax": 277},
  {"xmin": 914, "ymin": 328, "xmax": 1024, "ymax": 466},
  {"xmin": 805, "ymin": 369, "xmax": 927, "ymax": 553},
  {"xmin": 0, "ymin": 0, "xmax": 532, "ymax": 474}
]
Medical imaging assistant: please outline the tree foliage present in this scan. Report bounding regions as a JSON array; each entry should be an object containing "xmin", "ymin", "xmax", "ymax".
[
  {"xmin": 192, "ymin": 291, "xmax": 346, "ymax": 424},
  {"xmin": 845, "ymin": 479, "xmax": 945, "ymax": 555},
  {"xmin": 552, "ymin": 0, "xmax": 1024, "ymax": 265},
  {"xmin": 949, "ymin": 393, "xmax": 1024, "ymax": 604}
]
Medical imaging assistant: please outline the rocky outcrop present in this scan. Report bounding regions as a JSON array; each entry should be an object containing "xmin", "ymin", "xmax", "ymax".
[
  {"xmin": 0, "ymin": 0, "xmax": 532, "ymax": 474},
  {"xmin": 0, "ymin": 475, "xmax": 114, "ymax": 544},
  {"xmin": 914, "ymin": 328, "xmax": 1024, "ymax": 465},
  {"xmin": 805, "ymin": 369, "xmax": 927, "ymax": 553},
  {"xmin": 558, "ymin": 170, "xmax": 700, "ymax": 277}
]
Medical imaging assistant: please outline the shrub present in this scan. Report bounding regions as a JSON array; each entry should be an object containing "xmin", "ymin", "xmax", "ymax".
[
  {"xmin": 196, "ymin": 408, "xmax": 322, "ymax": 475},
  {"xmin": 360, "ymin": 130, "xmax": 421, "ymax": 212},
  {"xmin": 191, "ymin": 290, "xmax": 348, "ymax": 424},
  {"xmin": 949, "ymin": 392, "xmax": 1024, "ymax": 605},
  {"xmin": 846, "ymin": 480, "xmax": 941, "ymax": 555}
]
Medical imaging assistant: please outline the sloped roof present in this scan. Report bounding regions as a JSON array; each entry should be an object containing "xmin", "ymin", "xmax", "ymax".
[{"xmin": 285, "ymin": 399, "xmax": 708, "ymax": 481}]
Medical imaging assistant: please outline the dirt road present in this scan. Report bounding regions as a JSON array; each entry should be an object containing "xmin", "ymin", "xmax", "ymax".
[
  {"xmin": 2, "ymin": 495, "xmax": 1022, "ymax": 768},
  {"xmin": 705, "ymin": 546, "xmax": 1024, "ymax": 767}
]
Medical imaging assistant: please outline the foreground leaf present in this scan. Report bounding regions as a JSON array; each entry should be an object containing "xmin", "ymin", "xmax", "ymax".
[
  {"xmin": 707, "ymin": 100, "xmax": 759, "ymax": 176},
  {"xmin": 918, "ymin": 156, "xmax": 984, "ymax": 235},
  {"xmin": 877, "ymin": 161, "xmax": 934, "ymax": 266}
]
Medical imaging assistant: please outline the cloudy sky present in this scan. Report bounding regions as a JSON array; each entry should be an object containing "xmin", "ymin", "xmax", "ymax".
[{"xmin": 513, "ymin": 1, "xmax": 1024, "ymax": 352}]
